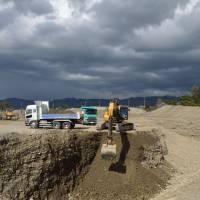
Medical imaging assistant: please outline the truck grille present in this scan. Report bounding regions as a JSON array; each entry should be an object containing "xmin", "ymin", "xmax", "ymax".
[{"xmin": 87, "ymin": 118, "xmax": 97, "ymax": 123}]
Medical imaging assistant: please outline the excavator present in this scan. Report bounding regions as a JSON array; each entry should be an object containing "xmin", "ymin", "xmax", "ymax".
[
  {"xmin": 1, "ymin": 111, "xmax": 19, "ymax": 120},
  {"xmin": 98, "ymin": 99, "xmax": 134, "ymax": 160}
]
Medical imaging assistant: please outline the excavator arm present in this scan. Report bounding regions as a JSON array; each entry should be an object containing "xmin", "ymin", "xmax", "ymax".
[{"xmin": 100, "ymin": 99, "xmax": 133, "ymax": 160}]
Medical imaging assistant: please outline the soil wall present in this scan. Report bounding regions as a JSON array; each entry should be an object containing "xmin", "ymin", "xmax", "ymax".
[{"xmin": 0, "ymin": 131, "xmax": 101, "ymax": 200}]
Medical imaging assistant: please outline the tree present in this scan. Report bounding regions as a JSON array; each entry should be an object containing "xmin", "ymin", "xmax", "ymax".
[
  {"xmin": 0, "ymin": 101, "xmax": 10, "ymax": 111},
  {"xmin": 180, "ymin": 96, "xmax": 197, "ymax": 106},
  {"xmin": 192, "ymin": 85, "xmax": 200, "ymax": 100}
]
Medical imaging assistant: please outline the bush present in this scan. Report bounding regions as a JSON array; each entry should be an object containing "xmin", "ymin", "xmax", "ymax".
[
  {"xmin": 179, "ymin": 85, "xmax": 200, "ymax": 106},
  {"xmin": 163, "ymin": 99, "xmax": 177, "ymax": 105},
  {"xmin": 179, "ymin": 96, "xmax": 199, "ymax": 106}
]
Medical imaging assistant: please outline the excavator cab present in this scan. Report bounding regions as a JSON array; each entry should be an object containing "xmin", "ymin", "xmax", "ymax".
[{"xmin": 119, "ymin": 106, "xmax": 129, "ymax": 120}]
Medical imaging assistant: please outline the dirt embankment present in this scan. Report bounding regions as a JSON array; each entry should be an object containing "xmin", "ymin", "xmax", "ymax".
[
  {"xmin": 145, "ymin": 105, "xmax": 200, "ymax": 139},
  {"xmin": 0, "ymin": 131, "xmax": 101, "ymax": 200},
  {"xmin": 71, "ymin": 130, "xmax": 172, "ymax": 200}
]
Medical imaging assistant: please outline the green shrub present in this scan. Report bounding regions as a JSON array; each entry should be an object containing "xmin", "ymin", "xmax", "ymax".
[
  {"xmin": 164, "ymin": 85, "xmax": 200, "ymax": 107},
  {"xmin": 163, "ymin": 99, "xmax": 177, "ymax": 105},
  {"xmin": 179, "ymin": 96, "xmax": 199, "ymax": 106}
]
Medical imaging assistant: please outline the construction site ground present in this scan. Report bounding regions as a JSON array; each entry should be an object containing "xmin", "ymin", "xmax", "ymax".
[{"xmin": 0, "ymin": 105, "xmax": 200, "ymax": 199}]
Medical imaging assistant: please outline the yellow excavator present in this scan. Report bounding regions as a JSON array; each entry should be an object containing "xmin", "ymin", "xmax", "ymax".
[
  {"xmin": 98, "ymin": 99, "xmax": 133, "ymax": 160},
  {"xmin": 3, "ymin": 111, "xmax": 19, "ymax": 120}
]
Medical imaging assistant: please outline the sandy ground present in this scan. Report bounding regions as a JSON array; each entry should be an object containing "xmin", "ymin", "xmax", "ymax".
[
  {"xmin": 132, "ymin": 106, "xmax": 200, "ymax": 200},
  {"xmin": 1, "ymin": 105, "xmax": 200, "ymax": 199}
]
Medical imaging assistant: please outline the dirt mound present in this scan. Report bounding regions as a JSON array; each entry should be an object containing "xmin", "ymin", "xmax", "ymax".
[
  {"xmin": 70, "ymin": 131, "xmax": 172, "ymax": 200},
  {"xmin": 129, "ymin": 107, "xmax": 146, "ymax": 115},
  {"xmin": 147, "ymin": 105, "xmax": 200, "ymax": 121},
  {"xmin": 145, "ymin": 105, "xmax": 200, "ymax": 139}
]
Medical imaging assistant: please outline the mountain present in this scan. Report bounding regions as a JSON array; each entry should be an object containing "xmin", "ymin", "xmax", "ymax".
[
  {"xmin": 0, "ymin": 98, "xmax": 34, "ymax": 109},
  {"xmin": 0, "ymin": 96, "xmax": 179, "ymax": 109}
]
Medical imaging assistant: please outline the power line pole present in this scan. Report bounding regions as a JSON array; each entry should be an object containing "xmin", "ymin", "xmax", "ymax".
[
  {"xmin": 144, "ymin": 97, "xmax": 146, "ymax": 108},
  {"xmin": 20, "ymin": 102, "xmax": 23, "ymax": 115}
]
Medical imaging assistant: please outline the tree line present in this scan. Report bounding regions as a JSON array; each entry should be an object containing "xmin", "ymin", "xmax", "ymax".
[
  {"xmin": 165, "ymin": 85, "xmax": 200, "ymax": 106},
  {"xmin": 0, "ymin": 101, "xmax": 11, "ymax": 111}
]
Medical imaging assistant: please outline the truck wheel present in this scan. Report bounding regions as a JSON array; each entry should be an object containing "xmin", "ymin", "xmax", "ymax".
[
  {"xmin": 71, "ymin": 122, "xmax": 75, "ymax": 129},
  {"xmin": 30, "ymin": 121, "xmax": 38, "ymax": 129},
  {"xmin": 53, "ymin": 121, "xmax": 61, "ymax": 129},
  {"xmin": 62, "ymin": 121, "xmax": 72, "ymax": 129}
]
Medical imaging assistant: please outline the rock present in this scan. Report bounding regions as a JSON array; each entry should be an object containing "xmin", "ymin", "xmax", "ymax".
[
  {"xmin": 140, "ymin": 140, "xmax": 168, "ymax": 168},
  {"xmin": 0, "ymin": 180, "xmax": 3, "ymax": 193}
]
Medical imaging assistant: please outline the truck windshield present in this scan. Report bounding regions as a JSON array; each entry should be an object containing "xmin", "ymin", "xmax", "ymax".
[
  {"xmin": 26, "ymin": 109, "xmax": 32, "ymax": 115},
  {"xmin": 85, "ymin": 109, "xmax": 97, "ymax": 115}
]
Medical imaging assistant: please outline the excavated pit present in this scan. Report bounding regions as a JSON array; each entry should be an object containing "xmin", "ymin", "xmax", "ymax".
[
  {"xmin": 0, "ymin": 130, "xmax": 172, "ymax": 200},
  {"xmin": 70, "ymin": 130, "xmax": 172, "ymax": 200}
]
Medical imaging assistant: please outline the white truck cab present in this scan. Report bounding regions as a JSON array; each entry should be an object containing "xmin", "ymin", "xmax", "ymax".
[
  {"xmin": 25, "ymin": 101, "xmax": 49, "ymax": 126},
  {"xmin": 25, "ymin": 105, "xmax": 37, "ymax": 126}
]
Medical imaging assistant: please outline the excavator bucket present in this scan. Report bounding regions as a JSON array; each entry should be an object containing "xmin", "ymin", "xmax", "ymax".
[
  {"xmin": 101, "ymin": 143, "xmax": 116, "ymax": 160},
  {"xmin": 100, "ymin": 115, "xmax": 116, "ymax": 160}
]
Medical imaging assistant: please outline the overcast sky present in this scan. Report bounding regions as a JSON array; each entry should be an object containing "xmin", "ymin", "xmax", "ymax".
[{"xmin": 0, "ymin": 0, "xmax": 200, "ymax": 99}]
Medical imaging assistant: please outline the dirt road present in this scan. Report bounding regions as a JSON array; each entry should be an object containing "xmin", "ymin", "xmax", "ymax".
[{"xmin": 0, "ymin": 120, "xmax": 96, "ymax": 136}]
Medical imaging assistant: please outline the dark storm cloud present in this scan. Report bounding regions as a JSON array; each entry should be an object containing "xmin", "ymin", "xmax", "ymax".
[
  {"xmin": 0, "ymin": 0, "xmax": 199, "ymax": 99},
  {"xmin": 90, "ymin": 0, "xmax": 189, "ymax": 30}
]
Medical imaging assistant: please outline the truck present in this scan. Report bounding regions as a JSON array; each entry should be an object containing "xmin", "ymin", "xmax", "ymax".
[
  {"xmin": 25, "ymin": 101, "xmax": 97, "ymax": 129},
  {"xmin": 81, "ymin": 106, "xmax": 97, "ymax": 125}
]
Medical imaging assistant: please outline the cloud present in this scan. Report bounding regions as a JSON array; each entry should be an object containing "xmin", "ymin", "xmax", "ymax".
[
  {"xmin": 133, "ymin": 0, "xmax": 200, "ymax": 52},
  {"xmin": 0, "ymin": 0, "xmax": 200, "ymax": 99},
  {"xmin": 0, "ymin": 7, "xmax": 18, "ymax": 29},
  {"xmin": 1, "ymin": 0, "xmax": 53, "ymax": 15},
  {"xmin": 60, "ymin": 72, "xmax": 100, "ymax": 81}
]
